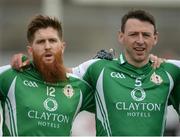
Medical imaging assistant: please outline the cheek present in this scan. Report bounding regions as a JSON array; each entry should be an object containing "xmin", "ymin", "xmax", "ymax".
[
  {"xmin": 124, "ymin": 38, "xmax": 133, "ymax": 45},
  {"xmin": 32, "ymin": 47, "xmax": 44, "ymax": 56},
  {"xmin": 55, "ymin": 45, "xmax": 63, "ymax": 53},
  {"xmin": 147, "ymin": 41, "xmax": 155, "ymax": 48}
]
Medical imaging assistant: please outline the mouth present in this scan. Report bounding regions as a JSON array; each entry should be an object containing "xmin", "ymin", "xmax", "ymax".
[
  {"xmin": 43, "ymin": 52, "xmax": 54, "ymax": 62},
  {"xmin": 134, "ymin": 47, "xmax": 145, "ymax": 55},
  {"xmin": 134, "ymin": 47, "xmax": 145, "ymax": 51},
  {"xmin": 45, "ymin": 53, "xmax": 53, "ymax": 58}
]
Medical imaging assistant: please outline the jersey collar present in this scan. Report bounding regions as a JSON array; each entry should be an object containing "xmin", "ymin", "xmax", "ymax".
[
  {"xmin": 118, "ymin": 53, "xmax": 126, "ymax": 65},
  {"xmin": 118, "ymin": 53, "xmax": 153, "ymax": 76},
  {"xmin": 118, "ymin": 53, "xmax": 154, "ymax": 66}
]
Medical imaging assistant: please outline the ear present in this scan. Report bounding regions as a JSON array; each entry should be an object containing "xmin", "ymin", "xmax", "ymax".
[
  {"xmin": 61, "ymin": 41, "xmax": 66, "ymax": 54},
  {"xmin": 27, "ymin": 44, "xmax": 33, "ymax": 57},
  {"xmin": 153, "ymin": 32, "xmax": 159, "ymax": 46},
  {"xmin": 118, "ymin": 31, "xmax": 124, "ymax": 44}
]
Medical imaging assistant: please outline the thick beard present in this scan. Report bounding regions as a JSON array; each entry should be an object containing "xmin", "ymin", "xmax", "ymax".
[{"xmin": 33, "ymin": 51, "xmax": 67, "ymax": 83}]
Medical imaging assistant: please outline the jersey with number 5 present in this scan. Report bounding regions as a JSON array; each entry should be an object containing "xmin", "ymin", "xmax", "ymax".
[{"xmin": 73, "ymin": 54, "xmax": 180, "ymax": 136}]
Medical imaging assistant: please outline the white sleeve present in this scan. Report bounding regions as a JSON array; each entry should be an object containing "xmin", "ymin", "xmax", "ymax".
[
  {"xmin": 0, "ymin": 65, "xmax": 11, "ymax": 74},
  {"xmin": 72, "ymin": 59, "xmax": 100, "ymax": 78},
  {"xmin": 166, "ymin": 60, "xmax": 180, "ymax": 68}
]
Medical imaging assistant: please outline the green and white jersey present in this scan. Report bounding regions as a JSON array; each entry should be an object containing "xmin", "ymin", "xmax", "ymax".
[
  {"xmin": 73, "ymin": 54, "xmax": 180, "ymax": 136},
  {"xmin": 0, "ymin": 64, "xmax": 94, "ymax": 136},
  {"xmin": 167, "ymin": 60, "xmax": 180, "ymax": 115},
  {"xmin": 0, "ymin": 65, "xmax": 11, "ymax": 136},
  {"xmin": 0, "ymin": 65, "xmax": 11, "ymax": 73}
]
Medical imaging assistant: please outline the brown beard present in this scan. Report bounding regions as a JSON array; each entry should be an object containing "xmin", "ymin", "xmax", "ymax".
[{"xmin": 33, "ymin": 51, "xmax": 67, "ymax": 83}]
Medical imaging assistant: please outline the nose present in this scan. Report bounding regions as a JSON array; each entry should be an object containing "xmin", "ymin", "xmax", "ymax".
[
  {"xmin": 136, "ymin": 34, "xmax": 144, "ymax": 45},
  {"xmin": 44, "ymin": 41, "xmax": 51, "ymax": 49}
]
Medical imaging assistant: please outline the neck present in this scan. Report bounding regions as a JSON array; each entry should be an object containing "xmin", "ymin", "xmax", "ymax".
[
  {"xmin": 129, "ymin": 60, "xmax": 149, "ymax": 68},
  {"xmin": 125, "ymin": 54, "xmax": 149, "ymax": 68}
]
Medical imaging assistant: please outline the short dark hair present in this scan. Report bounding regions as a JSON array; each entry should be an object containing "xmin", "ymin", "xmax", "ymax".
[
  {"xmin": 27, "ymin": 14, "xmax": 63, "ymax": 43},
  {"xmin": 121, "ymin": 9, "xmax": 157, "ymax": 34}
]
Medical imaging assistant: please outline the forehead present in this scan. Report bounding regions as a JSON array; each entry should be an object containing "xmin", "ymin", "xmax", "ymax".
[
  {"xmin": 34, "ymin": 27, "xmax": 59, "ymax": 39},
  {"xmin": 124, "ymin": 18, "xmax": 155, "ymax": 33}
]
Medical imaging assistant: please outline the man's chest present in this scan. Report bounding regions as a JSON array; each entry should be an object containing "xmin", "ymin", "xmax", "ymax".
[
  {"xmin": 95, "ymin": 67, "xmax": 172, "ymax": 110},
  {"xmin": 8, "ymin": 76, "xmax": 83, "ymax": 116}
]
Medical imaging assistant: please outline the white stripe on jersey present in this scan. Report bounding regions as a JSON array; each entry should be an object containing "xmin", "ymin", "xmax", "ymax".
[
  {"xmin": 160, "ymin": 71, "xmax": 174, "ymax": 135},
  {"xmin": 96, "ymin": 69, "xmax": 112, "ymax": 136},
  {"xmin": 71, "ymin": 90, "xmax": 83, "ymax": 131},
  {"xmin": 5, "ymin": 77, "xmax": 18, "ymax": 136}
]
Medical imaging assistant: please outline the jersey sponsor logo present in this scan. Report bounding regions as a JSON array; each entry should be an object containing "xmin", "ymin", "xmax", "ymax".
[
  {"xmin": 27, "ymin": 110, "xmax": 70, "ymax": 128},
  {"xmin": 37, "ymin": 121, "xmax": 61, "ymax": 129},
  {"xmin": 110, "ymin": 72, "xmax": 126, "ymax": 79},
  {"xmin": 43, "ymin": 97, "xmax": 58, "ymax": 112},
  {"xmin": 116, "ymin": 102, "xmax": 161, "ymax": 111},
  {"xmin": 150, "ymin": 72, "xmax": 163, "ymax": 85},
  {"xmin": 63, "ymin": 84, "xmax": 74, "ymax": 98},
  {"xmin": 23, "ymin": 80, "xmax": 38, "ymax": 88},
  {"xmin": 131, "ymin": 87, "xmax": 146, "ymax": 101},
  {"xmin": 115, "ymin": 101, "xmax": 161, "ymax": 118},
  {"xmin": 28, "ymin": 110, "xmax": 69, "ymax": 123},
  {"xmin": 114, "ymin": 73, "xmax": 164, "ymax": 118},
  {"xmin": 115, "ymin": 84, "xmax": 162, "ymax": 118}
]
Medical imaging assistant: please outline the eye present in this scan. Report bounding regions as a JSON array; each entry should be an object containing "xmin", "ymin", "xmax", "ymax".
[
  {"xmin": 142, "ymin": 32, "xmax": 152, "ymax": 38},
  {"xmin": 128, "ymin": 32, "xmax": 138, "ymax": 37},
  {"xmin": 49, "ymin": 38, "xmax": 57, "ymax": 43},
  {"xmin": 36, "ymin": 39, "xmax": 45, "ymax": 44}
]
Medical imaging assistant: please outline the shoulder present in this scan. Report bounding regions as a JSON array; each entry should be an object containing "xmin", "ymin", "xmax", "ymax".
[
  {"xmin": 0, "ymin": 65, "xmax": 33, "ymax": 83},
  {"xmin": 0, "ymin": 65, "xmax": 11, "ymax": 74},
  {"xmin": 161, "ymin": 60, "xmax": 180, "ymax": 72},
  {"xmin": 73, "ymin": 58, "xmax": 116, "ymax": 71},
  {"xmin": 72, "ymin": 59, "xmax": 115, "ymax": 78},
  {"xmin": 166, "ymin": 59, "xmax": 180, "ymax": 68},
  {"xmin": 160, "ymin": 60, "xmax": 180, "ymax": 81},
  {"xmin": 67, "ymin": 73, "xmax": 92, "ymax": 89},
  {"xmin": 0, "ymin": 66, "xmax": 17, "ymax": 77},
  {"xmin": 0, "ymin": 67, "xmax": 19, "ymax": 92},
  {"xmin": 0, "ymin": 67, "xmax": 19, "ymax": 83}
]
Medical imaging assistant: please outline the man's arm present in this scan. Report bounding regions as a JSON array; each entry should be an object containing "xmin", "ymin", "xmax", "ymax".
[
  {"xmin": 11, "ymin": 50, "xmax": 164, "ymax": 71},
  {"xmin": 10, "ymin": 49, "xmax": 114, "ymax": 71},
  {"xmin": 10, "ymin": 53, "xmax": 30, "ymax": 70}
]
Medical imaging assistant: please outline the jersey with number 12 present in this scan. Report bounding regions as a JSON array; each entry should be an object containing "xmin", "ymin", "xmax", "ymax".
[{"xmin": 0, "ymin": 64, "xmax": 94, "ymax": 136}]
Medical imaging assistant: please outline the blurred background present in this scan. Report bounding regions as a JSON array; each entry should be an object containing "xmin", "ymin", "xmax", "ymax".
[{"xmin": 0, "ymin": 0, "xmax": 179, "ymax": 136}]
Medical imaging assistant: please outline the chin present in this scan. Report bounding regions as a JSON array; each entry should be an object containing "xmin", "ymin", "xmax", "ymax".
[
  {"xmin": 43, "ymin": 58, "xmax": 54, "ymax": 63},
  {"xmin": 43, "ymin": 60, "xmax": 54, "ymax": 64},
  {"xmin": 135, "ymin": 56, "xmax": 146, "ymax": 62}
]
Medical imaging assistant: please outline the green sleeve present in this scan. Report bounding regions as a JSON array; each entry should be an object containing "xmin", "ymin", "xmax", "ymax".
[
  {"xmin": 163, "ymin": 61, "xmax": 180, "ymax": 114},
  {"xmin": 0, "ymin": 69, "xmax": 17, "ymax": 100},
  {"xmin": 80, "ymin": 82, "xmax": 95, "ymax": 113},
  {"xmin": 83, "ymin": 59, "xmax": 109, "ymax": 90},
  {"xmin": 169, "ymin": 79, "xmax": 180, "ymax": 115}
]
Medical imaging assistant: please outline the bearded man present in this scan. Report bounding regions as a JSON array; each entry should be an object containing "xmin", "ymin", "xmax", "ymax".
[{"xmin": 0, "ymin": 15, "xmax": 94, "ymax": 136}]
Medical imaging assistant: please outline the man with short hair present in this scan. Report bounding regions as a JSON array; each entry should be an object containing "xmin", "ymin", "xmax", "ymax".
[
  {"xmin": 0, "ymin": 15, "xmax": 94, "ymax": 136},
  {"xmin": 72, "ymin": 9, "xmax": 180, "ymax": 136}
]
